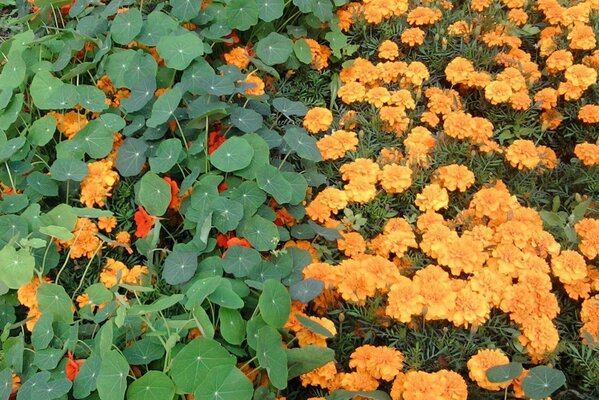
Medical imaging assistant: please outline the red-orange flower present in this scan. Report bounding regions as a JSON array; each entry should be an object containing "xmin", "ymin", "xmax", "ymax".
[
  {"xmin": 134, "ymin": 206, "xmax": 156, "ymax": 238},
  {"xmin": 208, "ymin": 132, "xmax": 226, "ymax": 154},
  {"xmin": 65, "ymin": 352, "xmax": 86, "ymax": 381},
  {"xmin": 163, "ymin": 177, "xmax": 180, "ymax": 210}
]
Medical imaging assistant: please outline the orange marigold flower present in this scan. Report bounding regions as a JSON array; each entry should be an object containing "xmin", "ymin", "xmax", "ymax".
[
  {"xmin": 415, "ymin": 183, "xmax": 449, "ymax": 212},
  {"xmin": 575, "ymin": 218, "xmax": 599, "ymax": 259},
  {"xmin": 379, "ymin": 164, "xmax": 412, "ymax": 194},
  {"xmin": 467, "ymin": 349, "xmax": 511, "ymax": 391},
  {"xmin": 434, "ymin": 164, "xmax": 475, "ymax": 192},
  {"xmin": 349, "ymin": 345, "xmax": 405, "ymax": 381},
  {"xmin": 568, "ymin": 23, "xmax": 596, "ymax": 50},
  {"xmin": 386, "ymin": 276, "xmax": 423, "ymax": 323},
  {"xmin": 407, "ymin": 6, "xmax": 442, "ymax": 25},
  {"xmin": 505, "ymin": 139, "xmax": 541, "ymax": 170},
  {"xmin": 63, "ymin": 218, "xmax": 102, "ymax": 259},
  {"xmin": 48, "ymin": 111, "xmax": 89, "ymax": 139},
  {"xmin": 304, "ymin": 38, "xmax": 331, "ymax": 71},
  {"xmin": 400, "ymin": 27, "xmax": 425, "ymax": 47},
  {"xmin": 223, "ymin": 47, "xmax": 250, "ymax": 70},
  {"xmin": 300, "ymin": 361, "xmax": 338, "ymax": 390},
  {"xmin": 551, "ymin": 250, "xmax": 588, "ymax": 284},
  {"xmin": 533, "ymin": 87, "xmax": 558, "ymax": 110},
  {"xmin": 448, "ymin": 20, "xmax": 472, "ymax": 37},
  {"xmin": 337, "ymin": 82, "xmax": 366, "ymax": 104},
  {"xmin": 546, "ymin": 49, "xmax": 573, "ymax": 75},
  {"xmin": 485, "ymin": 80, "xmax": 513, "ymax": 104},
  {"xmin": 412, "ymin": 265, "xmax": 457, "ymax": 320},
  {"xmin": 243, "ymin": 75, "xmax": 265, "ymax": 96},
  {"xmin": 378, "ymin": 40, "xmax": 399, "ymax": 60},
  {"xmin": 574, "ymin": 142, "xmax": 599, "ymax": 166},
  {"xmin": 578, "ymin": 104, "xmax": 599, "ymax": 123},
  {"xmin": 337, "ymin": 231, "xmax": 366, "ymax": 258},
  {"xmin": 134, "ymin": 206, "xmax": 156, "ymax": 238},
  {"xmin": 296, "ymin": 316, "xmax": 336, "ymax": 347},
  {"xmin": 97, "ymin": 216, "xmax": 117, "ymax": 233},
  {"xmin": 79, "ymin": 159, "xmax": 120, "ymax": 208},
  {"xmin": 316, "ymin": 130, "xmax": 358, "ymax": 160},
  {"xmin": 303, "ymin": 107, "xmax": 333, "ymax": 134},
  {"xmin": 508, "ymin": 8, "xmax": 528, "ymax": 25},
  {"xmin": 445, "ymin": 57, "xmax": 475, "ymax": 85}
]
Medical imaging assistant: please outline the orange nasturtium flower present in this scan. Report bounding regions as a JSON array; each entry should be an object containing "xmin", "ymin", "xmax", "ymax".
[
  {"xmin": 65, "ymin": 352, "xmax": 86, "ymax": 381},
  {"xmin": 134, "ymin": 206, "xmax": 156, "ymax": 239}
]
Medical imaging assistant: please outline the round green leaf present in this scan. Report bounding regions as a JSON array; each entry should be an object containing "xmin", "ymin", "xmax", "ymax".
[
  {"xmin": 111, "ymin": 8, "xmax": 143, "ymax": 45},
  {"xmin": 194, "ymin": 365, "xmax": 253, "ymax": 400},
  {"xmin": 281, "ymin": 171, "xmax": 308, "ymax": 205},
  {"xmin": 256, "ymin": 326, "xmax": 287, "ymax": 389},
  {"xmin": 115, "ymin": 138, "xmax": 148, "ymax": 177},
  {"xmin": 0, "ymin": 246, "xmax": 35, "ymax": 289},
  {"xmin": 255, "ymin": 32, "xmax": 293, "ymax": 66},
  {"xmin": 225, "ymin": 0, "xmax": 259, "ymax": 31},
  {"xmin": 219, "ymin": 308, "xmax": 246, "ymax": 345},
  {"xmin": 76, "ymin": 85, "xmax": 108, "ymax": 113},
  {"xmin": 147, "ymin": 87, "xmax": 182, "ymax": 128},
  {"xmin": 258, "ymin": 0, "xmax": 284, "ymax": 22},
  {"xmin": 229, "ymin": 181, "xmax": 266, "ymax": 215},
  {"xmin": 222, "ymin": 246, "xmax": 261, "ymax": 278},
  {"xmin": 149, "ymin": 138, "xmax": 183, "ymax": 173},
  {"xmin": 240, "ymin": 214, "xmax": 280, "ymax": 251},
  {"xmin": 289, "ymin": 279, "xmax": 324, "ymax": 303},
  {"xmin": 169, "ymin": 337, "xmax": 235, "ymax": 394},
  {"xmin": 209, "ymin": 136, "xmax": 254, "ymax": 172},
  {"xmin": 229, "ymin": 106, "xmax": 263, "ymax": 133},
  {"xmin": 207, "ymin": 283, "xmax": 244, "ymax": 309},
  {"xmin": 522, "ymin": 366, "xmax": 566, "ymax": 399},
  {"xmin": 30, "ymin": 71, "xmax": 67, "ymax": 110},
  {"xmin": 212, "ymin": 198, "xmax": 244, "ymax": 232},
  {"xmin": 273, "ymin": 97, "xmax": 308, "ymax": 116},
  {"xmin": 256, "ymin": 164, "xmax": 292, "ymax": 204},
  {"xmin": 73, "ymin": 355, "xmax": 101, "ymax": 399},
  {"xmin": 72, "ymin": 120, "xmax": 114, "ymax": 159},
  {"xmin": 97, "ymin": 350, "xmax": 129, "ymax": 400},
  {"xmin": 258, "ymin": 279, "xmax": 291, "ymax": 328},
  {"xmin": 162, "ymin": 250, "xmax": 198, "ymax": 285},
  {"xmin": 28, "ymin": 115, "xmax": 56, "ymax": 146},
  {"xmin": 157, "ymin": 33, "xmax": 204, "ymax": 70},
  {"xmin": 283, "ymin": 126, "xmax": 322, "ymax": 161},
  {"xmin": 293, "ymin": 39, "xmax": 312, "ymax": 64},
  {"xmin": 123, "ymin": 337, "xmax": 165, "ymax": 365},
  {"xmin": 37, "ymin": 283, "xmax": 74, "ymax": 323},
  {"xmin": 486, "ymin": 362, "xmax": 523, "ymax": 383},
  {"xmin": 138, "ymin": 172, "xmax": 171, "ymax": 216},
  {"xmin": 170, "ymin": 0, "xmax": 202, "ymax": 20},
  {"xmin": 127, "ymin": 371, "xmax": 175, "ymax": 400}
]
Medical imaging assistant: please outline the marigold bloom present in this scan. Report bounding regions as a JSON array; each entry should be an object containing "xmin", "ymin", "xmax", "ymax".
[
  {"xmin": 568, "ymin": 23, "xmax": 596, "ymax": 50},
  {"xmin": 505, "ymin": 139, "xmax": 541, "ymax": 170},
  {"xmin": 386, "ymin": 276, "xmax": 423, "ymax": 323},
  {"xmin": 48, "ymin": 111, "xmax": 89, "ymax": 139},
  {"xmin": 467, "ymin": 349, "xmax": 511, "ymax": 391},
  {"xmin": 349, "ymin": 345, "xmax": 405, "ymax": 381},
  {"xmin": 316, "ymin": 130, "xmax": 358, "ymax": 160},
  {"xmin": 546, "ymin": 49, "xmax": 573, "ymax": 74},
  {"xmin": 578, "ymin": 104, "xmax": 599, "ymax": 123},
  {"xmin": 378, "ymin": 40, "xmax": 399, "ymax": 60},
  {"xmin": 337, "ymin": 231, "xmax": 366, "ymax": 257},
  {"xmin": 379, "ymin": 164, "xmax": 412, "ymax": 194},
  {"xmin": 575, "ymin": 218, "xmax": 599, "ymax": 259},
  {"xmin": 303, "ymin": 107, "xmax": 333, "ymax": 134},
  {"xmin": 296, "ymin": 316, "xmax": 336, "ymax": 347},
  {"xmin": 485, "ymin": 80, "xmax": 513, "ymax": 104},
  {"xmin": 80, "ymin": 159, "xmax": 119, "ymax": 208},
  {"xmin": 551, "ymin": 250, "xmax": 588, "ymax": 284},
  {"xmin": 415, "ymin": 183, "xmax": 449, "ymax": 212},
  {"xmin": 434, "ymin": 164, "xmax": 475, "ymax": 192},
  {"xmin": 407, "ymin": 7, "xmax": 442, "ymax": 25},
  {"xmin": 62, "ymin": 218, "xmax": 102, "ymax": 259},
  {"xmin": 400, "ymin": 27, "xmax": 425, "ymax": 47},
  {"xmin": 445, "ymin": 57, "xmax": 475, "ymax": 85},
  {"xmin": 223, "ymin": 47, "xmax": 250, "ymax": 69},
  {"xmin": 574, "ymin": 142, "xmax": 599, "ymax": 166},
  {"xmin": 338, "ymin": 82, "xmax": 366, "ymax": 104},
  {"xmin": 97, "ymin": 216, "xmax": 117, "ymax": 233},
  {"xmin": 304, "ymin": 38, "xmax": 331, "ymax": 70},
  {"xmin": 243, "ymin": 75, "xmax": 265, "ymax": 96}
]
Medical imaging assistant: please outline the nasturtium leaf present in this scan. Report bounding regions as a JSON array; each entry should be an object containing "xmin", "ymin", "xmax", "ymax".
[
  {"xmin": 127, "ymin": 371, "xmax": 175, "ymax": 400},
  {"xmin": 0, "ymin": 194, "xmax": 28, "ymax": 214},
  {"xmin": 138, "ymin": 172, "xmax": 171, "ymax": 216},
  {"xmin": 229, "ymin": 181, "xmax": 266, "ymax": 215},
  {"xmin": 97, "ymin": 350, "xmax": 129, "ymax": 400},
  {"xmin": 207, "ymin": 281, "xmax": 244, "ymax": 309},
  {"xmin": 18, "ymin": 371, "xmax": 72, "ymax": 400},
  {"xmin": 73, "ymin": 355, "xmax": 100, "ymax": 399},
  {"xmin": 28, "ymin": 115, "xmax": 56, "ymax": 146},
  {"xmin": 98, "ymin": 113, "xmax": 126, "ymax": 132},
  {"xmin": 328, "ymin": 390, "xmax": 391, "ymax": 400},
  {"xmin": 256, "ymin": 164, "xmax": 292, "ymax": 204},
  {"xmin": 240, "ymin": 214, "xmax": 280, "ymax": 251},
  {"xmin": 325, "ymin": 29, "xmax": 347, "ymax": 57},
  {"xmin": 289, "ymin": 279, "xmax": 324, "ymax": 303},
  {"xmin": 157, "ymin": 33, "xmax": 203, "ymax": 70},
  {"xmin": 123, "ymin": 337, "xmax": 165, "ymax": 365},
  {"xmin": 149, "ymin": 138, "xmax": 183, "ymax": 173},
  {"xmin": 115, "ymin": 138, "xmax": 148, "ymax": 177},
  {"xmin": 196, "ymin": 73, "xmax": 236, "ymax": 96},
  {"xmin": 138, "ymin": 11, "xmax": 178, "ymax": 46},
  {"xmin": 104, "ymin": 50, "xmax": 136, "ymax": 88},
  {"xmin": 170, "ymin": 0, "xmax": 202, "ymax": 20},
  {"xmin": 0, "ymin": 89, "xmax": 11, "ymax": 111},
  {"xmin": 283, "ymin": 126, "xmax": 322, "ymax": 161},
  {"xmin": 229, "ymin": 106, "xmax": 263, "ymax": 133},
  {"xmin": 72, "ymin": 120, "xmax": 114, "ymax": 159},
  {"xmin": 33, "ymin": 348, "xmax": 65, "ymax": 370},
  {"xmin": 147, "ymin": 87, "xmax": 182, "ymax": 127},
  {"xmin": 258, "ymin": 0, "xmax": 284, "ymax": 21},
  {"xmin": 0, "ymin": 137, "xmax": 25, "ymax": 162},
  {"xmin": 31, "ymin": 313, "xmax": 54, "ymax": 350},
  {"xmin": 0, "ymin": 245, "xmax": 34, "ymax": 289},
  {"xmin": 30, "ymin": 71, "xmax": 65, "ymax": 110},
  {"xmin": 37, "ymin": 284, "xmax": 73, "ymax": 324},
  {"xmin": 296, "ymin": 313, "xmax": 334, "ymax": 337},
  {"xmin": 39, "ymin": 225, "xmax": 73, "ymax": 241},
  {"xmin": 76, "ymin": 85, "xmax": 108, "ymax": 113},
  {"xmin": 219, "ymin": 308, "xmax": 246, "ymax": 345},
  {"xmin": 194, "ymin": 365, "xmax": 253, "ymax": 400},
  {"xmin": 110, "ymin": 8, "xmax": 142, "ymax": 45},
  {"xmin": 50, "ymin": 158, "xmax": 87, "ymax": 182},
  {"xmin": 522, "ymin": 366, "xmax": 566, "ymax": 399},
  {"xmin": 255, "ymin": 32, "xmax": 293, "ymax": 66},
  {"xmin": 0, "ymin": 52, "xmax": 25, "ymax": 90},
  {"xmin": 287, "ymin": 346, "xmax": 335, "ymax": 379},
  {"xmin": 210, "ymin": 136, "xmax": 254, "ymax": 172},
  {"xmin": 85, "ymin": 283, "xmax": 113, "ymax": 305},
  {"xmin": 226, "ymin": 0, "xmax": 259, "ymax": 31},
  {"xmin": 212, "ymin": 198, "xmax": 244, "ymax": 232},
  {"xmin": 293, "ymin": 39, "xmax": 312, "ymax": 64},
  {"xmin": 486, "ymin": 362, "xmax": 523, "ymax": 383},
  {"xmin": 0, "ymin": 94, "xmax": 23, "ymax": 130},
  {"xmin": 127, "ymin": 294, "xmax": 184, "ymax": 315},
  {"xmin": 273, "ymin": 97, "xmax": 308, "ymax": 116},
  {"xmin": 0, "ymin": 304, "xmax": 15, "ymax": 327},
  {"xmin": 258, "ymin": 279, "xmax": 291, "ymax": 328},
  {"xmin": 186, "ymin": 277, "xmax": 222, "ymax": 308},
  {"xmin": 162, "ymin": 250, "xmax": 198, "ymax": 285},
  {"xmin": 311, "ymin": 0, "xmax": 333, "ymax": 21},
  {"xmin": 281, "ymin": 171, "xmax": 308, "ymax": 205},
  {"xmin": 0, "ymin": 368, "xmax": 12, "ymax": 400},
  {"xmin": 222, "ymin": 246, "xmax": 261, "ymax": 277},
  {"xmin": 256, "ymin": 326, "xmax": 288, "ymax": 389},
  {"xmin": 121, "ymin": 76, "xmax": 156, "ymax": 113},
  {"xmin": 169, "ymin": 337, "xmax": 235, "ymax": 394},
  {"xmin": 235, "ymin": 133, "xmax": 270, "ymax": 180}
]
